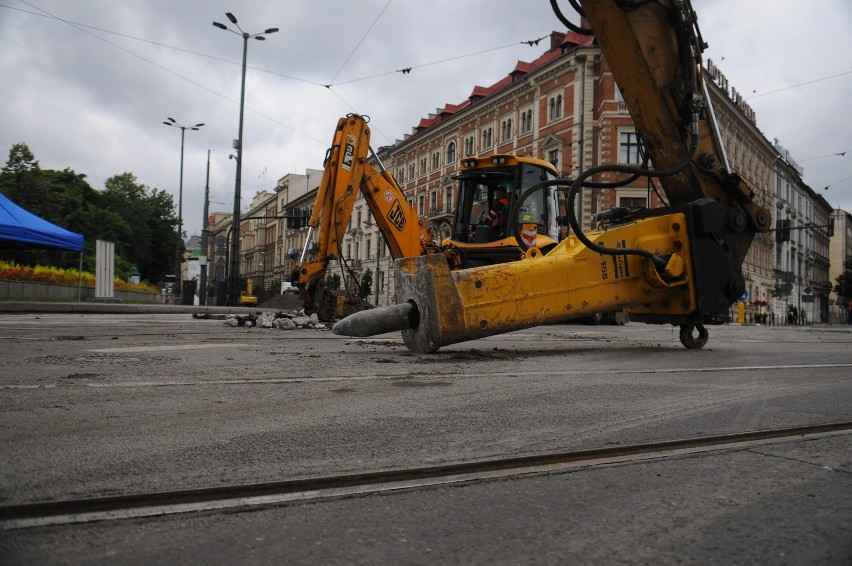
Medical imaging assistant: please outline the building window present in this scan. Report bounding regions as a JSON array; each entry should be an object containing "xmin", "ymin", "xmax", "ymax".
[
  {"xmin": 366, "ymin": 238, "xmax": 371, "ymax": 260},
  {"xmin": 418, "ymin": 195, "xmax": 425, "ymax": 216},
  {"xmin": 430, "ymin": 191, "xmax": 438, "ymax": 214},
  {"xmin": 520, "ymin": 108, "xmax": 533, "ymax": 134},
  {"xmin": 619, "ymin": 196, "xmax": 647, "ymax": 209},
  {"xmin": 408, "ymin": 162, "xmax": 415, "ymax": 180},
  {"xmin": 397, "ymin": 167, "xmax": 404, "ymax": 184},
  {"xmin": 419, "ymin": 157, "xmax": 427, "ymax": 176},
  {"xmin": 446, "ymin": 141, "xmax": 457, "ymax": 165},
  {"xmin": 500, "ymin": 118, "xmax": 513, "ymax": 143},
  {"xmin": 548, "ymin": 94, "xmax": 563, "ymax": 121},
  {"xmin": 482, "ymin": 127, "xmax": 493, "ymax": 150},
  {"xmin": 619, "ymin": 132, "xmax": 642, "ymax": 164},
  {"xmin": 500, "ymin": 118, "xmax": 514, "ymax": 143},
  {"xmin": 615, "ymin": 86, "xmax": 627, "ymax": 111},
  {"xmin": 464, "ymin": 135, "xmax": 475, "ymax": 156},
  {"xmin": 431, "ymin": 150, "xmax": 441, "ymax": 171},
  {"xmin": 548, "ymin": 149, "xmax": 559, "ymax": 170},
  {"xmin": 445, "ymin": 186, "xmax": 454, "ymax": 212}
]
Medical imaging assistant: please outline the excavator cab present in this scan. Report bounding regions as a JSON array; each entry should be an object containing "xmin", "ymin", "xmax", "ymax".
[{"xmin": 446, "ymin": 155, "xmax": 561, "ymax": 267}]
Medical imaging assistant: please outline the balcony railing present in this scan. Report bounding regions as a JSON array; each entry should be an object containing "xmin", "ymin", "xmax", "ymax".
[{"xmin": 428, "ymin": 205, "xmax": 454, "ymax": 221}]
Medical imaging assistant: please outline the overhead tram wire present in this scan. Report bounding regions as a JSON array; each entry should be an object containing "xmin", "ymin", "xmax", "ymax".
[
  {"xmin": 7, "ymin": 2, "xmax": 597, "ymax": 152},
  {"xmin": 5, "ymin": 3, "xmax": 551, "ymax": 92},
  {"xmin": 322, "ymin": 31, "xmax": 548, "ymax": 144},
  {"xmin": 747, "ymin": 69, "xmax": 852, "ymax": 100},
  {"xmin": 7, "ymin": 3, "xmax": 552, "ymax": 97},
  {"xmin": 3, "ymin": 2, "xmax": 325, "ymax": 87},
  {"xmin": 800, "ymin": 151, "xmax": 848, "ymax": 163},
  {"xmin": 5, "ymin": 3, "xmax": 550, "ymax": 150},
  {"xmin": 824, "ymin": 174, "xmax": 852, "ymax": 192},
  {"xmin": 16, "ymin": 1, "xmax": 227, "ymax": 98},
  {"xmin": 6, "ymin": 2, "xmax": 851, "ymax": 104},
  {"xmin": 13, "ymin": 0, "xmax": 327, "ymax": 149},
  {"xmin": 326, "ymin": 38, "xmax": 548, "ymax": 87},
  {"xmin": 326, "ymin": 0, "xmax": 395, "ymax": 87}
]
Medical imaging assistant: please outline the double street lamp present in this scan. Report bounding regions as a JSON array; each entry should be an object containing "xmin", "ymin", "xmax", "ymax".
[
  {"xmin": 163, "ymin": 118, "xmax": 204, "ymax": 299},
  {"xmin": 213, "ymin": 12, "xmax": 278, "ymax": 306}
]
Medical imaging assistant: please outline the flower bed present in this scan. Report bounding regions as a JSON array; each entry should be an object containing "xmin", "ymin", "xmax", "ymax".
[{"xmin": 0, "ymin": 260, "xmax": 159, "ymax": 294}]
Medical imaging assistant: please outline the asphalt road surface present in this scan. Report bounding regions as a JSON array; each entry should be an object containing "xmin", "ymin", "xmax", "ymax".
[{"xmin": 1, "ymin": 313, "xmax": 850, "ymax": 564}]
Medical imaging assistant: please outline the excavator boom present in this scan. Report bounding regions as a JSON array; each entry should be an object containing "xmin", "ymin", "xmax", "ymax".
[{"xmin": 293, "ymin": 115, "xmax": 429, "ymax": 319}]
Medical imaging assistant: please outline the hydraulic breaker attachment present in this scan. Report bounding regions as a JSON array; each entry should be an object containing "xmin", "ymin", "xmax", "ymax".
[{"xmin": 333, "ymin": 199, "xmax": 750, "ymax": 353}]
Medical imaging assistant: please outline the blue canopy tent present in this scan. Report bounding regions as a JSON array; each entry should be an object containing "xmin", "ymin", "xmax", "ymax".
[
  {"xmin": 0, "ymin": 192, "xmax": 85, "ymax": 299},
  {"xmin": 0, "ymin": 192, "xmax": 83, "ymax": 251}
]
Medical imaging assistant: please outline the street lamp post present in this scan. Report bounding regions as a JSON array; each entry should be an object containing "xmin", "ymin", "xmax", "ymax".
[
  {"xmin": 163, "ymin": 118, "xmax": 204, "ymax": 301},
  {"xmin": 213, "ymin": 12, "xmax": 278, "ymax": 306}
]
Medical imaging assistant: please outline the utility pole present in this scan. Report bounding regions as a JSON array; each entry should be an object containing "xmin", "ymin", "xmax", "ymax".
[{"xmin": 199, "ymin": 149, "xmax": 211, "ymax": 306}]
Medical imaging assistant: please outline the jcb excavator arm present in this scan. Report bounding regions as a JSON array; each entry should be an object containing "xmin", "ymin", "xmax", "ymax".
[
  {"xmin": 293, "ymin": 114, "xmax": 430, "ymax": 319},
  {"xmin": 563, "ymin": 0, "xmax": 771, "ymax": 322},
  {"xmin": 577, "ymin": 0, "xmax": 770, "ymax": 237},
  {"xmin": 334, "ymin": 0, "xmax": 771, "ymax": 352}
]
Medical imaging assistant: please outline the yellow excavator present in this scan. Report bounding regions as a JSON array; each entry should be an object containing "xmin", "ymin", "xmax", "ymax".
[
  {"xmin": 333, "ymin": 0, "xmax": 771, "ymax": 352},
  {"xmin": 292, "ymin": 114, "xmax": 562, "ymax": 320},
  {"xmin": 238, "ymin": 279, "xmax": 258, "ymax": 306}
]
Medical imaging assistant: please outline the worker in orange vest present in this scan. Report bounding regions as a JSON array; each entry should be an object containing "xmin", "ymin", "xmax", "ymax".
[{"xmin": 485, "ymin": 186, "xmax": 510, "ymax": 238}]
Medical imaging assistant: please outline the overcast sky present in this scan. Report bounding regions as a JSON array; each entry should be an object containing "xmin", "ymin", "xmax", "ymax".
[{"xmin": 1, "ymin": 0, "xmax": 851, "ymax": 237}]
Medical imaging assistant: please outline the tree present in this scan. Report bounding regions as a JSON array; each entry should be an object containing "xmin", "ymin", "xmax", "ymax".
[
  {"xmin": 358, "ymin": 268, "xmax": 373, "ymax": 299},
  {"xmin": 770, "ymin": 280, "xmax": 789, "ymax": 299},
  {"xmin": 0, "ymin": 146, "xmax": 78, "ymax": 267},
  {"xmin": 1, "ymin": 142, "xmax": 38, "ymax": 176},
  {"xmin": 835, "ymin": 256, "xmax": 852, "ymax": 302},
  {"xmin": 101, "ymin": 172, "xmax": 178, "ymax": 283},
  {"xmin": 40, "ymin": 168, "xmax": 130, "ymax": 271},
  {"xmin": 0, "ymin": 144, "xmax": 179, "ymax": 283},
  {"xmin": 326, "ymin": 273, "xmax": 341, "ymax": 292},
  {"xmin": 0, "ymin": 143, "xmax": 51, "ymax": 219}
]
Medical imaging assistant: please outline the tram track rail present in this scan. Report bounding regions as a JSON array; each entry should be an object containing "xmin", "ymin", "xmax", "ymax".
[{"xmin": 2, "ymin": 421, "xmax": 850, "ymax": 531}]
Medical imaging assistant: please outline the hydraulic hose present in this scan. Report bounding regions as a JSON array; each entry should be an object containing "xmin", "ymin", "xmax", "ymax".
[
  {"xmin": 565, "ymin": 144, "xmax": 697, "ymax": 271},
  {"xmin": 549, "ymin": 0, "xmax": 592, "ymax": 35}
]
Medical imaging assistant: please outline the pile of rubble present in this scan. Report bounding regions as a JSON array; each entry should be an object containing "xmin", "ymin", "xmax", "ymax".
[{"xmin": 192, "ymin": 311, "xmax": 328, "ymax": 330}]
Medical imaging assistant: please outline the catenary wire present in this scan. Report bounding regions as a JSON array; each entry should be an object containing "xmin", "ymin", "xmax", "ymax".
[
  {"xmin": 3, "ymin": 2, "xmax": 551, "ymax": 147},
  {"xmin": 327, "ymin": 0, "xmax": 395, "ymax": 86}
]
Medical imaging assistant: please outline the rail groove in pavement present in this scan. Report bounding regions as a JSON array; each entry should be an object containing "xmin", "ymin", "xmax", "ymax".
[{"xmin": 2, "ymin": 421, "xmax": 850, "ymax": 530}]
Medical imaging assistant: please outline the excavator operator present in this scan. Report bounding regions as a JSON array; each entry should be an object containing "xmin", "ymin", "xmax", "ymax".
[{"xmin": 485, "ymin": 185, "xmax": 510, "ymax": 238}]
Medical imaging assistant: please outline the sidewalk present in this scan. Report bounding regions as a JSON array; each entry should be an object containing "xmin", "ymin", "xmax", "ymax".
[{"xmin": 0, "ymin": 300, "xmax": 279, "ymax": 315}]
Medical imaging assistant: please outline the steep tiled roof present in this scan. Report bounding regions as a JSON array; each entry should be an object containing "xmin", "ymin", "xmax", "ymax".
[{"xmin": 400, "ymin": 31, "xmax": 595, "ymax": 143}]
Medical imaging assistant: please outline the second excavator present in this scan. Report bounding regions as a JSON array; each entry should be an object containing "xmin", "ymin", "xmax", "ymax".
[{"xmin": 292, "ymin": 114, "xmax": 563, "ymax": 320}]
